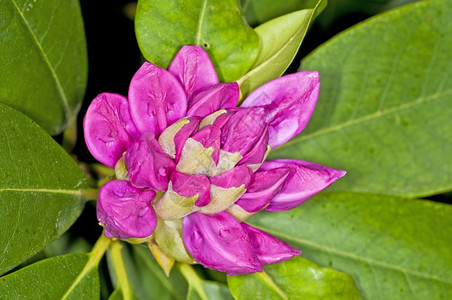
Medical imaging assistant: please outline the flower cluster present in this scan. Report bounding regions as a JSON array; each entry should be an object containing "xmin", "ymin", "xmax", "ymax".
[{"xmin": 84, "ymin": 46, "xmax": 345, "ymax": 275}]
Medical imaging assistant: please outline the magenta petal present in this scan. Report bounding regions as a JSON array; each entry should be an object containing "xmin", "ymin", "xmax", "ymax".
[
  {"xmin": 174, "ymin": 117, "xmax": 201, "ymax": 162},
  {"xmin": 129, "ymin": 62, "xmax": 187, "ymax": 135},
  {"xmin": 191, "ymin": 125, "xmax": 221, "ymax": 164},
  {"xmin": 259, "ymin": 159, "xmax": 346, "ymax": 211},
  {"xmin": 211, "ymin": 110, "xmax": 235, "ymax": 129},
  {"xmin": 241, "ymin": 72, "xmax": 320, "ymax": 148},
  {"xmin": 210, "ymin": 165, "xmax": 253, "ymax": 189},
  {"xmin": 238, "ymin": 127, "xmax": 269, "ymax": 167},
  {"xmin": 83, "ymin": 93, "xmax": 140, "ymax": 168},
  {"xmin": 187, "ymin": 83, "xmax": 239, "ymax": 118},
  {"xmin": 170, "ymin": 171, "xmax": 211, "ymax": 207},
  {"xmin": 182, "ymin": 212, "xmax": 262, "ymax": 275},
  {"xmin": 235, "ymin": 168, "xmax": 290, "ymax": 212},
  {"xmin": 125, "ymin": 131, "xmax": 176, "ymax": 191},
  {"xmin": 97, "ymin": 180, "xmax": 157, "ymax": 239},
  {"xmin": 169, "ymin": 45, "xmax": 219, "ymax": 99},
  {"xmin": 221, "ymin": 107, "xmax": 267, "ymax": 155},
  {"xmin": 242, "ymin": 224, "xmax": 301, "ymax": 265}
]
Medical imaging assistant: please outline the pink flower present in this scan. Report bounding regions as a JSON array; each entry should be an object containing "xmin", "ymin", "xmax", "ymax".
[{"xmin": 84, "ymin": 46, "xmax": 345, "ymax": 276}]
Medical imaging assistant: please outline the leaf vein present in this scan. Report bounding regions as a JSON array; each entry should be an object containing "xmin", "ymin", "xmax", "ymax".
[{"xmin": 278, "ymin": 88, "xmax": 452, "ymax": 149}]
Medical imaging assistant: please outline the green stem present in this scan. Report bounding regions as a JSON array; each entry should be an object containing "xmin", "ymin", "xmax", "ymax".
[
  {"xmin": 82, "ymin": 188, "xmax": 99, "ymax": 201},
  {"xmin": 110, "ymin": 241, "xmax": 134, "ymax": 300},
  {"xmin": 89, "ymin": 233, "xmax": 111, "ymax": 265},
  {"xmin": 62, "ymin": 234, "xmax": 111, "ymax": 299},
  {"xmin": 178, "ymin": 264, "xmax": 208, "ymax": 300}
]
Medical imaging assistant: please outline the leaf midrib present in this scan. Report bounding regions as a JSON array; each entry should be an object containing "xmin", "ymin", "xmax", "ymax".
[
  {"xmin": 0, "ymin": 188, "xmax": 82, "ymax": 196},
  {"xmin": 10, "ymin": 0, "xmax": 73, "ymax": 123},
  {"xmin": 195, "ymin": 0, "xmax": 208, "ymax": 45},
  {"xmin": 276, "ymin": 88, "xmax": 452, "ymax": 150},
  {"xmin": 252, "ymin": 225, "xmax": 452, "ymax": 286}
]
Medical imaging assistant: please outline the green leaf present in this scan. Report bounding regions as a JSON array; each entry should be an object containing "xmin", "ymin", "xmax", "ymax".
[
  {"xmin": 0, "ymin": 104, "xmax": 87, "ymax": 275},
  {"xmin": 0, "ymin": 254, "xmax": 99, "ymax": 298},
  {"xmin": 247, "ymin": 192, "xmax": 452, "ymax": 299},
  {"xmin": 0, "ymin": 0, "xmax": 87, "ymax": 135},
  {"xmin": 121, "ymin": 244, "xmax": 188, "ymax": 300},
  {"xmin": 272, "ymin": 0, "xmax": 452, "ymax": 197},
  {"xmin": 135, "ymin": 0, "xmax": 258, "ymax": 82},
  {"xmin": 228, "ymin": 256, "xmax": 361, "ymax": 299},
  {"xmin": 238, "ymin": 3, "xmax": 321, "ymax": 97},
  {"xmin": 178, "ymin": 264, "xmax": 234, "ymax": 300},
  {"xmin": 240, "ymin": 0, "xmax": 326, "ymax": 26},
  {"xmin": 109, "ymin": 288, "xmax": 139, "ymax": 300}
]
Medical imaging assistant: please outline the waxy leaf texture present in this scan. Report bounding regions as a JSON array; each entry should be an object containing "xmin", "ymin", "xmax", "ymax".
[
  {"xmin": 0, "ymin": 0, "xmax": 87, "ymax": 134},
  {"xmin": 135, "ymin": 0, "xmax": 258, "ymax": 82},
  {"xmin": 248, "ymin": 192, "xmax": 452, "ymax": 299},
  {"xmin": 272, "ymin": 0, "xmax": 452, "ymax": 197},
  {"xmin": 0, "ymin": 104, "xmax": 86, "ymax": 275}
]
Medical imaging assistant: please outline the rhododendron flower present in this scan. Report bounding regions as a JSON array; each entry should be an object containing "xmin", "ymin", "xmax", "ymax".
[{"xmin": 84, "ymin": 46, "xmax": 345, "ymax": 276}]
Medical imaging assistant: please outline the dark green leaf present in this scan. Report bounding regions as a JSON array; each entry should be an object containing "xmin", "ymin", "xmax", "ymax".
[
  {"xmin": 121, "ymin": 244, "xmax": 188, "ymax": 300},
  {"xmin": 272, "ymin": 0, "xmax": 452, "ymax": 197},
  {"xmin": 0, "ymin": 0, "xmax": 88, "ymax": 135},
  {"xmin": 0, "ymin": 254, "xmax": 99, "ymax": 299},
  {"xmin": 238, "ymin": 2, "xmax": 321, "ymax": 97},
  {"xmin": 135, "ymin": 0, "xmax": 258, "ymax": 82},
  {"xmin": 240, "ymin": 0, "xmax": 326, "ymax": 26},
  {"xmin": 228, "ymin": 256, "xmax": 361, "ymax": 300},
  {"xmin": 247, "ymin": 192, "xmax": 452, "ymax": 299},
  {"xmin": 0, "ymin": 104, "xmax": 86, "ymax": 275}
]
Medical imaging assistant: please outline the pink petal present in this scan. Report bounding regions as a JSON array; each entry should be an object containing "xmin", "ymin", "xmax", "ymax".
[
  {"xmin": 242, "ymin": 224, "xmax": 301, "ymax": 265},
  {"xmin": 129, "ymin": 62, "xmax": 187, "ymax": 135},
  {"xmin": 235, "ymin": 168, "xmax": 290, "ymax": 213},
  {"xmin": 209, "ymin": 165, "xmax": 253, "ymax": 189},
  {"xmin": 83, "ymin": 93, "xmax": 140, "ymax": 168},
  {"xmin": 211, "ymin": 110, "xmax": 236, "ymax": 128},
  {"xmin": 237, "ymin": 127, "xmax": 269, "ymax": 167},
  {"xmin": 174, "ymin": 117, "xmax": 201, "ymax": 162},
  {"xmin": 259, "ymin": 159, "xmax": 346, "ymax": 211},
  {"xmin": 221, "ymin": 107, "xmax": 267, "ymax": 155},
  {"xmin": 241, "ymin": 72, "xmax": 320, "ymax": 148},
  {"xmin": 191, "ymin": 125, "xmax": 221, "ymax": 164},
  {"xmin": 187, "ymin": 83, "xmax": 239, "ymax": 118},
  {"xmin": 170, "ymin": 171, "xmax": 211, "ymax": 207},
  {"xmin": 169, "ymin": 45, "xmax": 219, "ymax": 100},
  {"xmin": 125, "ymin": 131, "xmax": 176, "ymax": 191},
  {"xmin": 182, "ymin": 212, "xmax": 262, "ymax": 275},
  {"xmin": 97, "ymin": 180, "xmax": 157, "ymax": 239}
]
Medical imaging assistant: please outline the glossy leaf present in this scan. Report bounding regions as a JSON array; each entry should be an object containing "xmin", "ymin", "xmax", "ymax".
[
  {"xmin": 240, "ymin": 0, "xmax": 326, "ymax": 26},
  {"xmin": 135, "ymin": 0, "xmax": 258, "ymax": 82},
  {"xmin": 247, "ymin": 192, "xmax": 452, "ymax": 300},
  {"xmin": 178, "ymin": 264, "xmax": 234, "ymax": 300},
  {"xmin": 0, "ymin": 0, "xmax": 87, "ymax": 135},
  {"xmin": 238, "ymin": 7, "xmax": 316, "ymax": 97},
  {"xmin": 0, "ymin": 104, "xmax": 87, "ymax": 275},
  {"xmin": 272, "ymin": 0, "xmax": 452, "ymax": 197},
  {"xmin": 0, "ymin": 254, "xmax": 99, "ymax": 298},
  {"xmin": 228, "ymin": 256, "xmax": 361, "ymax": 299},
  {"xmin": 121, "ymin": 244, "xmax": 188, "ymax": 300}
]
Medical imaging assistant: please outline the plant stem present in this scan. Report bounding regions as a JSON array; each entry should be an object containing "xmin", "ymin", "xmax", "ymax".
[
  {"xmin": 110, "ymin": 241, "xmax": 134, "ymax": 300},
  {"xmin": 178, "ymin": 263, "xmax": 208, "ymax": 300},
  {"xmin": 62, "ymin": 119, "xmax": 77, "ymax": 154},
  {"xmin": 82, "ymin": 188, "xmax": 99, "ymax": 201}
]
